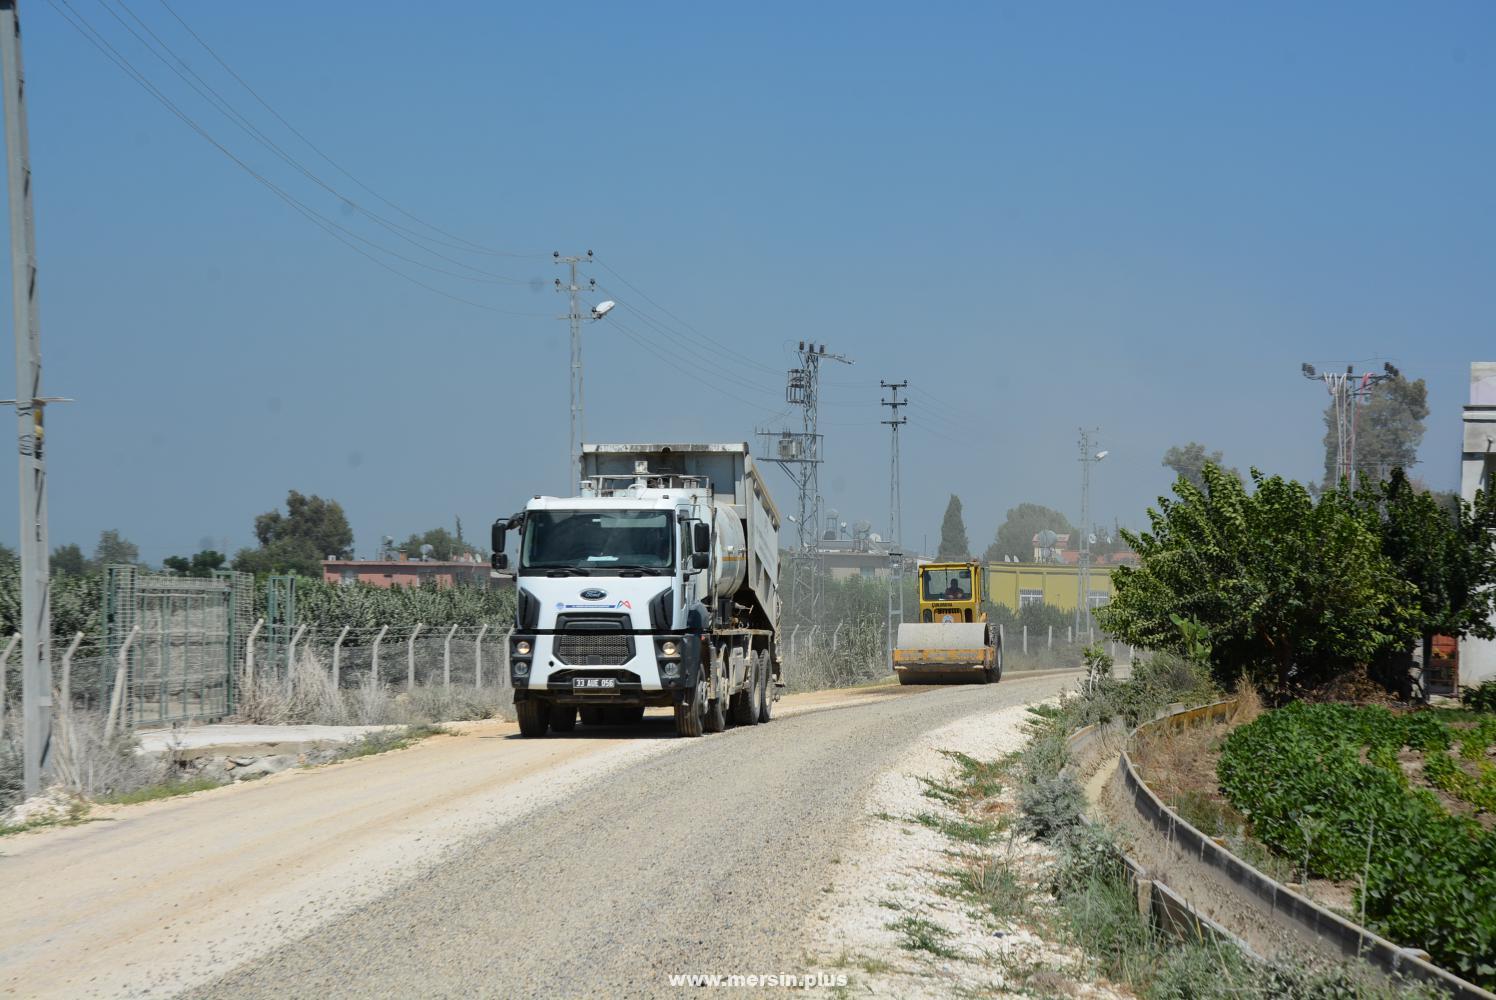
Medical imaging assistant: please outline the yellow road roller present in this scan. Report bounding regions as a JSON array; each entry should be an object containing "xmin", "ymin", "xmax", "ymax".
[{"xmin": 893, "ymin": 561, "xmax": 1001, "ymax": 684}]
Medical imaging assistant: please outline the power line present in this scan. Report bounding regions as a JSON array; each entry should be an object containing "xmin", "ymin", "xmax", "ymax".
[
  {"xmin": 45, "ymin": 0, "xmax": 550, "ymax": 315},
  {"xmin": 593, "ymin": 259, "xmax": 784, "ymax": 376},
  {"xmin": 152, "ymin": 0, "xmax": 545, "ymax": 260},
  {"xmin": 103, "ymin": 0, "xmax": 533, "ymax": 285}
]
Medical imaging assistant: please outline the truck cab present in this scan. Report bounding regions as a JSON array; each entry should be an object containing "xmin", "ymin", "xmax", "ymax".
[{"xmin": 495, "ymin": 444, "xmax": 780, "ymax": 738}]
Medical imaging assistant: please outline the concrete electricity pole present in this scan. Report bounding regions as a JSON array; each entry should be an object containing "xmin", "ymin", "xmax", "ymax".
[
  {"xmin": 553, "ymin": 251, "xmax": 614, "ymax": 491},
  {"xmin": 1301, "ymin": 362, "xmax": 1398, "ymax": 489},
  {"xmin": 1, "ymin": 0, "xmax": 56, "ymax": 796},
  {"xmin": 881, "ymin": 380, "xmax": 907, "ymax": 671}
]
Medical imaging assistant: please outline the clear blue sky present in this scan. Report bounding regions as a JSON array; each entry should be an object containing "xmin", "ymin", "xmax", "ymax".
[{"xmin": 2, "ymin": 1, "xmax": 1492, "ymax": 563}]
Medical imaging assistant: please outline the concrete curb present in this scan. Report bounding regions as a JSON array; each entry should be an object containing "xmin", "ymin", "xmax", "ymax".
[{"xmin": 1116, "ymin": 701, "xmax": 1494, "ymax": 1000}]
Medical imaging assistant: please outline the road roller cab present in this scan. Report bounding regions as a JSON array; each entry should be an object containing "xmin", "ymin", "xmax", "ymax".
[{"xmin": 892, "ymin": 560, "xmax": 1001, "ymax": 685}]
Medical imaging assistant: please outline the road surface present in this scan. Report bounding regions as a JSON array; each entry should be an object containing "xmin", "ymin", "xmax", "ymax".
[{"xmin": 0, "ymin": 672, "xmax": 1075, "ymax": 999}]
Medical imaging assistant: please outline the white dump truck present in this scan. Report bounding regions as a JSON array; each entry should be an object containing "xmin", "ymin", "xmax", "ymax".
[{"xmin": 492, "ymin": 443, "xmax": 782, "ymax": 738}]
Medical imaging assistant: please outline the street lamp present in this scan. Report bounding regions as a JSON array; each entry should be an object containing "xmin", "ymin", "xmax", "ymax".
[{"xmin": 554, "ymin": 250, "xmax": 616, "ymax": 491}]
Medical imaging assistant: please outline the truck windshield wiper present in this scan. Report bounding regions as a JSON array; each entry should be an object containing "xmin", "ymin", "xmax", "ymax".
[
  {"xmin": 543, "ymin": 567, "xmax": 591, "ymax": 577},
  {"xmin": 610, "ymin": 565, "xmax": 670, "ymax": 576}
]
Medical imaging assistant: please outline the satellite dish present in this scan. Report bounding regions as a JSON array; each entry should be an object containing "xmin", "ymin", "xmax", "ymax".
[
  {"xmin": 419, "ymin": 543, "xmax": 435, "ymax": 561},
  {"xmin": 591, "ymin": 300, "xmax": 616, "ymax": 319},
  {"xmin": 1036, "ymin": 530, "xmax": 1058, "ymax": 547}
]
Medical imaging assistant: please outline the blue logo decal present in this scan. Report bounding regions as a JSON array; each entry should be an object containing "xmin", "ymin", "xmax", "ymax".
[{"xmin": 580, "ymin": 588, "xmax": 608, "ymax": 601}]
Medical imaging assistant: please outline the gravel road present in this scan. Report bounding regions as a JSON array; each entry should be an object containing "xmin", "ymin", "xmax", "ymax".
[{"xmin": 190, "ymin": 673, "xmax": 1074, "ymax": 999}]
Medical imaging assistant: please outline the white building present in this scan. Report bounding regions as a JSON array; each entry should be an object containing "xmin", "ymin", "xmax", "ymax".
[{"xmin": 1459, "ymin": 361, "xmax": 1496, "ymax": 687}]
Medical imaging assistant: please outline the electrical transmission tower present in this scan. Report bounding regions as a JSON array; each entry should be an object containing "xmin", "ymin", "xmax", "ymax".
[
  {"xmin": 756, "ymin": 341, "xmax": 854, "ymax": 629},
  {"xmin": 555, "ymin": 250, "xmax": 596, "ymax": 492},
  {"xmin": 881, "ymin": 380, "xmax": 907, "ymax": 671},
  {"xmin": 1300, "ymin": 362, "xmax": 1399, "ymax": 489}
]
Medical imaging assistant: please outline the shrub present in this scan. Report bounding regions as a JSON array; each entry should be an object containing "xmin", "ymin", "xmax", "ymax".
[{"xmin": 1462, "ymin": 680, "xmax": 1496, "ymax": 714}]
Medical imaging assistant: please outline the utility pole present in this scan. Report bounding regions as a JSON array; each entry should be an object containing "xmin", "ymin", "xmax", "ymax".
[
  {"xmin": 881, "ymin": 380, "xmax": 907, "ymax": 672},
  {"xmin": 756, "ymin": 342, "xmax": 853, "ymax": 630},
  {"xmin": 555, "ymin": 250, "xmax": 595, "ymax": 492},
  {"xmin": 1, "ymin": 1, "xmax": 54, "ymax": 796},
  {"xmin": 1075, "ymin": 428, "xmax": 1105, "ymax": 642},
  {"xmin": 1301, "ymin": 362, "xmax": 1399, "ymax": 489}
]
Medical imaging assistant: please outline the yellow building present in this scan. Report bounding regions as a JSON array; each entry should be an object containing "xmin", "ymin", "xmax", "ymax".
[{"xmin": 985, "ymin": 562, "xmax": 1118, "ymax": 614}]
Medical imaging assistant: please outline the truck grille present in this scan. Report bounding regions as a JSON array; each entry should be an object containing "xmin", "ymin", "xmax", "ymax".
[{"xmin": 555, "ymin": 634, "xmax": 633, "ymax": 666}]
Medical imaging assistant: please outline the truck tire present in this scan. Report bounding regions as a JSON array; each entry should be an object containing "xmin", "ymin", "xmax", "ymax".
[
  {"xmin": 516, "ymin": 700, "xmax": 550, "ymax": 738},
  {"xmin": 756, "ymin": 650, "xmax": 773, "ymax": 723},
  {"xmin": 550, "ymin": 705, "xmax": 577, "ymax": 732},
  {"xmin": 705, "ymin": 694, "xmax": 727, "ymax": 733},
  {"xmin": 729, "ymin": 652, "xmax": 757, "ymax": 727},
  {"xmin": 740, "ymin": 653, "xmax": 764, "ymax": 726},
  {"xmin": 675, "ymin": 679, "xmax": 707, "ymax": 738},
  {"xmin": 579, "ymin": 706, "xmax": 605, "ymax": 727}
]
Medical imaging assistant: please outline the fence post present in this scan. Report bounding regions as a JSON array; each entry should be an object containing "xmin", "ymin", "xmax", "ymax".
[
  {"xmin": 1022, "ymin": 625, "xmax": 1028, "ymax": 655},
  {"xmin": 370, "ymin": 624, "xmax": 389, "ymax": 687},
  {"xmin": 284, "ymin": 624, "xmax": 309, "ymax": 695},
  {"xmin": 475, "ymin": 622, "xmax": 491, "ymax": 687},
  {"xmin": 443, "ymin": 624, "xmax": 458, "ymax": 687},
  {"xmin": 999, "ymin": 624, "xmax": 1005, "ymax": 649},
  {"xmin": 59, "ymin": 631, "xmax": 84, "ymax": 712},
  {"xmin": 789, "ymin": 624, "xmax": 800, "ymax": 659},
  {"xmin": 1067, "ymin": 626, "xmax": 1073, "ymax": 644},
  {"xmin": 332, "ymin": 624, "xmax": 351, "ymax": 689},
  {"xmin": 243, "ymin": 618, "xmax": 264, "ymax": 688},
  {"xmin": 832, "ymin": 623, "xmax": 843, "ymax": 652},
  {"xmin": 407, "ymin": 623, "xmax": 425, "ymax": 689},
  {"xmin": 0, "ymin": 633, "xmax": 18, "ymax": 738},
  {"xmin": 1048, "ymin": 625, "xmax": 1053, "ymax": 650},
  {"xmin": 103, "ymin": 625, "xmax": 141, "ymax": 743}
]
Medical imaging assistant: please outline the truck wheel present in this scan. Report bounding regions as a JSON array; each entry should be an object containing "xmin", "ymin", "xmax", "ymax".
[
  {"xmin": 674, "ymin": 679, "xmax": 707, "ymax": 738},
  {"xmin": 516, "ymin": 700, "xmax": 550, "ymax": 737},
  {"xmin": 550, "ymin": 705, "xmax": 577, "ymax": 732},
  {"xmin": 705, "ymin": 696, "xmax": 727, "ymax": 733},
  {"xmin": 729, "ymin": 654, "xmax": 758, "ymax": 727},
  {"xmin": 741, "ymin": 654, "xmax": 764, "ymax": 725},
  {"xmin": 756, "ymin": 651, "xmax": 773, "ymax": 723},
  {"xmin": 579, "ymin": 706, "xmax": 605, "ymax": 727}
]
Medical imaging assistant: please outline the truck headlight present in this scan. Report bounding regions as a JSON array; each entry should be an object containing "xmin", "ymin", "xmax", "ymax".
[
  {"xmin": 515, "ymin": 640, "xmax": 532, "ymax": 656},
  {"xmin": 512, "ymin": 660, "xmax": 530, "ymax": 678},
  {"xmin": 661, "ymin": 640, "xmax": 679, "ymax": 657}
]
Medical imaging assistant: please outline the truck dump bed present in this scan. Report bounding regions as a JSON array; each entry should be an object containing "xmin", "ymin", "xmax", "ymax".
[{"xmin": 580, "ymin": 443, "xmax": 780, "ymax": 631}]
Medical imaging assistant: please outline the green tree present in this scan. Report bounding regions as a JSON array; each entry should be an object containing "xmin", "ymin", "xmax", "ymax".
[
  {"xmin": 51, "ymin": 543, "xmax": 88, "ymax": 577},
  {"xmin": 1162, "ymin": 442, "xmax": 1241, "ymax": 490},
  {"xmin": 93, "ymin": 529, "xmax": 139, "ymax": 567},
  {"xmin": 163, "ymin": 550, "xmax": 228, "ymax": 577},
  {"xmin": 1097, "ymin": 464, "xmax": 1412, "ymax": 697},
  {"xmin": 233, "ymin": 491, "xmax": 353, "ymax": 577},
  {"xmin": 937, "ymin": 495, "xmax": 970, "ymax": 561},
  {"xmin": 399, "ymin": 527, "xmax": 475, "ymax": 561},
  {"xmin": 983, "ymin": 503, "xmax": 1073, "ymax": 563},
  {"xmin": 1362, "ymin": 469, "xmax": 1496, "ymax": 682},
  {"xmin": 1323, "ymin": 373, "xmax": 1428, "ymax": 487}
]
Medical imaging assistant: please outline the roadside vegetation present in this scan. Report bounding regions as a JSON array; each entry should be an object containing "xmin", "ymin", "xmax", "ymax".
[
  {"xmin": 942, "ymin": 650, "xmax": 1445, "ymax": 999},
  {"xmin": 1218, "ymin": 702, "xmax": 1496, "ymax": 985}
]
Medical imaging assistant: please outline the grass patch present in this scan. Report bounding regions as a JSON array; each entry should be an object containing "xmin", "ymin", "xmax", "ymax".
[
  {"xmin": 886, "ymin": 915, "xmax": 960, "ymax": 959},
  {"xmin": 97, "ymin": 775, "xmax": 221, "ymax": 806},
  {"xmin": 333, "ymin": 723, "xmax": 453, "ymax": 761},
  {"xmin": 913, "ymin": 810, "xmax": 1006, "ymax": 845}
]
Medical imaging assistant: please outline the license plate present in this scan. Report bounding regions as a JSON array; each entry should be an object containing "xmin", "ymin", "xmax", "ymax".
[{"xmin": 573, "ymin": 677, "xmax": 617, "ymax": 691}]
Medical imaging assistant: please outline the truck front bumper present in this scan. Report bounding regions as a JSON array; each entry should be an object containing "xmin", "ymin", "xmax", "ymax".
[{"xmin": 509, "ymin": 631, "xmax": 704, "ymax": 703}]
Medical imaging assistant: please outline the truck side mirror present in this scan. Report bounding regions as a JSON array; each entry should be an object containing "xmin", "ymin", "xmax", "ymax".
[
  {"xmin": 490, "ymin": 518, "xmax": 506, "ymax": 557},
  {"xmin": 492, "ymin": 552, "xmax": 509, "ymax": 571},
  {"xmin": 692, "ymin": 522, "xmax": 710, "ymax": 553},
  {"xmin": 690, "ymin": 551, "xmax": 710, "ymax": 570}
]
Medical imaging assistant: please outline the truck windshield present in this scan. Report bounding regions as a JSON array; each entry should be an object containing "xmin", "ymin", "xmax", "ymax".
[{"xmin": 521, "ymin": 510, "xmax": 674, "ymax": 571}]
